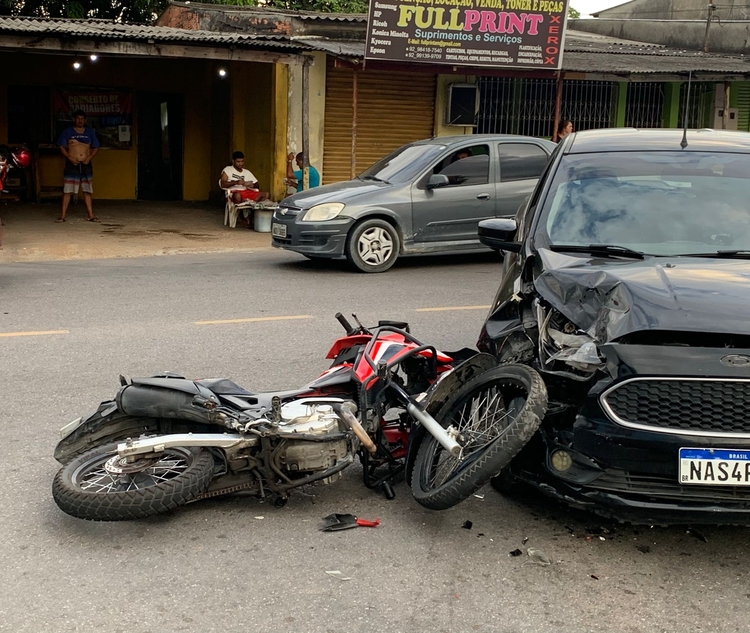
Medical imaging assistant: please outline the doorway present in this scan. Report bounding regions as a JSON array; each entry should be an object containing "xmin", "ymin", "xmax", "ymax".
[{"xmin": 137, "ymin": 92, "xmax": 183, "ymax": 200}]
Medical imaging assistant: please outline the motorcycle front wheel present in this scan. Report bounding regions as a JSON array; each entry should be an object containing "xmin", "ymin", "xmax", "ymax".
[
  {"xmin": 411, "ymin": 365, "xmax": 547, "ymax": 511},
  {"xmin": 52, "ymin": 442, "xmax": 214, "ymax": 521}
]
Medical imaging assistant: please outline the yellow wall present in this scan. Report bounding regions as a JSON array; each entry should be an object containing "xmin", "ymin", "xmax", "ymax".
[
  {"xmin": 0, "ymin": 52, "xmax": 283, "ymax": 201},
  {"xmin": 229, "ymin": 61, "xmax": 288, "ymax": 201}
]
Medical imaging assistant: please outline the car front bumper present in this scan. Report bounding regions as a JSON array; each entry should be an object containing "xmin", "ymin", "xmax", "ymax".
[
  {"xmin": 270, "ymin": 210, "xmax": 354, "ymax": 258},
  {"xmin": 519, "ymin": 343, "xmax": 750, "ymax": 524}
]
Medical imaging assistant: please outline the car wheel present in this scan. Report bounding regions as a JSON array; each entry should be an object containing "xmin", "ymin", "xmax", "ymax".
[{"xmin": 345, "ymin": 218, "xmax": 400, "ymax": 273}]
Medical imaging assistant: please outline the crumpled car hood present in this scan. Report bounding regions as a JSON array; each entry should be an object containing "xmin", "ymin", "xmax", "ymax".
[{"xmin": 534, "ymin": 248, "xmax": 750, "ymax": 341}]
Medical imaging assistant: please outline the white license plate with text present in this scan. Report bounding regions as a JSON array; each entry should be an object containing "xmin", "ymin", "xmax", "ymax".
[
  {"xmin": 679, "ymin": 448, "xmax": 750, "ymax": 485},
  {"xmin": 272, "ymin": 223, "xmax": 287, "ymax": 238}
]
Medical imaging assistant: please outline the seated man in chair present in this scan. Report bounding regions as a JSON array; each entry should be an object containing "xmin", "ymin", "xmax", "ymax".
[{"xmin": 220, "ymin": 151, "xmax": 271, "ymax": 228}]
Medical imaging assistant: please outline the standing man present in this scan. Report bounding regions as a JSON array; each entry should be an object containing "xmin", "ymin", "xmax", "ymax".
[
  {"xmin": 56, "ymin": 110, "xmax": 100, "ymax": 223},
  {"xmin": 285, "ymin": 152, "xmax": 320, "ymax": 192}
]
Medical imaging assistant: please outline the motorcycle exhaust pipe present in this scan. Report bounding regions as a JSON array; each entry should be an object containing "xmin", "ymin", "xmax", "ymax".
[{"xmin": 333, "ymin": 403, "xmax": 377, "ymax": 454}]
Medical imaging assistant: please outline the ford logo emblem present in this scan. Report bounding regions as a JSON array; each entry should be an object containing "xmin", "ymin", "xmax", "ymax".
[{"xmin": 721, "ymin": 354, "xmax": 750, "ymax": 367}]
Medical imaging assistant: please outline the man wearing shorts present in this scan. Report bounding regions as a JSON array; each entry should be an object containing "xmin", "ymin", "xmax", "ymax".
[
  {"xmin": 56, "ymin": 110, "xmax": 100, "ymax": 222},
  {"xmin": 220, "ymin": 151, "xmax": 270, "ymax": 227}
]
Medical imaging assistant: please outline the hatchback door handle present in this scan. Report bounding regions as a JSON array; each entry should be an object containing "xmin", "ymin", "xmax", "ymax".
[{"xmin": 476, "ymin": 193, "xmax": 491, "ymax": 200}]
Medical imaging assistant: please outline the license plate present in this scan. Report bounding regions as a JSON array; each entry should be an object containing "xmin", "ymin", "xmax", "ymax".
[
  {"xmin": 272, "ymin": 223, "xmax": 287, "ymax": 238},
  {"xmin": 679, "ymin": 448, "xmax": 750, "ymax": 485}
]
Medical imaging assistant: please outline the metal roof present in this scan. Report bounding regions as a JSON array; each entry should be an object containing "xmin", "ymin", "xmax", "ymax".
[
  {"xmin": 297, "ymin": 30, "xmax": 750, "ymax": 76},
  {"xmin": 0, "ymin": 16, "xmax": 306, "ymax": 50},
  {"xmin": 167, "ymin": 1, "xmax": 366, "ymax": 22}
]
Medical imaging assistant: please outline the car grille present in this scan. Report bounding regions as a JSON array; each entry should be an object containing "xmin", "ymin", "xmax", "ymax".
[
  {"xmin": 592, "ymin": 469, "xmax": 750, "ymax": 504},
  {"xmin": 601, "ymin": 378, "xmax": 750, "ymax": 436}
]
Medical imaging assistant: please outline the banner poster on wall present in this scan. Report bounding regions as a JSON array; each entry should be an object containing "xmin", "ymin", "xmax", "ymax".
[
  {"xmin": 53, "ymin": 88, "xmax": 133, "ymax": 149},
  {"xmin": 365, "ymin": 0, "xmax": 568, "ymax": 69}
]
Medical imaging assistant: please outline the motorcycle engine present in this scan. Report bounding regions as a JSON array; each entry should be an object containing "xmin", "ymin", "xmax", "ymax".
[{"xmin": 277, "ymin": 400, "xmax": 349, "ymax": 479}]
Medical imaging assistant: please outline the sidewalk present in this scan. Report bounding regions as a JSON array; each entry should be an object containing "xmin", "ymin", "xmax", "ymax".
[{"xmin": 0, "ymin": 199, "xmax": 273, "ymax": 262}]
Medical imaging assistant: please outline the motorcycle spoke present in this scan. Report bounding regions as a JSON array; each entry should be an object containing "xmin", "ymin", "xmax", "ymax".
[
  {"xmin": 426, "ymin": 384, "xmax": 523, "ymax": 488},
  {"xmin": 75, "ymin": 454, "xmax": 190, "ymax": 494}
]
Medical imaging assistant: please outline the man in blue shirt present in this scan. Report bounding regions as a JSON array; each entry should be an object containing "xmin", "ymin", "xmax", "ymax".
[
  {"xmin": 56, "ymin": 110, "xmax": 100, "ymax": 222},
  {"xmin": 285, "ymin": 152, "xmax": 320, "ymax": 192}
]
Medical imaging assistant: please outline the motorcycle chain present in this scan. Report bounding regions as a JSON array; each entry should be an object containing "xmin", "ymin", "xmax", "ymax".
[{"xmin": 195, "ymin": 481, "xmax": 259, "ymax": 499}]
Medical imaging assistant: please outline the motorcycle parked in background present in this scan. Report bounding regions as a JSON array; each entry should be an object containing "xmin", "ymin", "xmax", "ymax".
[
  {"xmin": 52, "ymin": 313, "xmax": 547, "ymax": 521},
  {"xmin": 0, "ymin": 145, "xmax": 30, "ymax": 193}
]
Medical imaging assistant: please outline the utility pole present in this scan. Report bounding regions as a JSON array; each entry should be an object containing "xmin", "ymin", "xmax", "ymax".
[{"xmin": 704, "ymin": 2, "xmax": 716, "ymax": 53}]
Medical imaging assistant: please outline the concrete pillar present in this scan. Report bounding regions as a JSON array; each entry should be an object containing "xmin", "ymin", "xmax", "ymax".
[
  {"xmin": 615, "ymin": 82, "xmax": 627, "ymax": 127},
  {"xmin": 663, "ymin": 82, "xmax": 681, "ymax": 128}
]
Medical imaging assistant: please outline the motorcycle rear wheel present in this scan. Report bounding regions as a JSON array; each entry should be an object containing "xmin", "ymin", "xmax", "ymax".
[
  {"xmin": 52, "ymin": 442, "xmax": 214, "ymax": 521},
  {"xmin": 410, "ymin": 365, "xmax": 547, "ymax": 511}
]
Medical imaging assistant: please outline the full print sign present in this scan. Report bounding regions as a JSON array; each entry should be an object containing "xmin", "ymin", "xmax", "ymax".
[{"xmin": 365, "ymin": 0, "xmax": 568, "ymax": 69}]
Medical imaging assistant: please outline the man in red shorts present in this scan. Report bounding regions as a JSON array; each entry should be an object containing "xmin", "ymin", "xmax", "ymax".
[{"xmin": 220, "ymin": 151, "xmax": 271, "ymax": 227}]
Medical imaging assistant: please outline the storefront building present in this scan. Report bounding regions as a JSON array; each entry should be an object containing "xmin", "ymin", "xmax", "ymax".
[{"xmin": 0, "ymin": 17, "xmax": 301, "ymax": 202}]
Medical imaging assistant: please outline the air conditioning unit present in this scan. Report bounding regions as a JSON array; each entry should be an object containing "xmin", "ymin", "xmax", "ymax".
[
  {"xmin": 446, "ymin": 83, "xmax": 478, "ymax": 127},
  {"xmin": 713, "ymin": 107, "xmax": 738, "ymax": 130}
]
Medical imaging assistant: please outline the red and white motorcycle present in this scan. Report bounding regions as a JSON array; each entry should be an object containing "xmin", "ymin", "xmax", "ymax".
[
  {"xmin": 0, "ymin": 145, "xmax": 30, "ymax": 193},
  {"xmin": 52, "ymin": 313, "xmax": 547, "ymax": 521}
]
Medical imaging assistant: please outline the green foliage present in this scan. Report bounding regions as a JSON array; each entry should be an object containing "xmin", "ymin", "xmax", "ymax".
[
  {"xmin": 568, "ymin": 6, "xmax": 581, "ymax": 18},
  {"xmin": 0, "ymin": 0, "xmax": 169, "ymax": 21}
]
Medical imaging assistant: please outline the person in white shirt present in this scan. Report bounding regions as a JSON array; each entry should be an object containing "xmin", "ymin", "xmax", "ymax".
[{"xmin": 220, "ymin": 151, "xmax": 271, "ymax": 227}]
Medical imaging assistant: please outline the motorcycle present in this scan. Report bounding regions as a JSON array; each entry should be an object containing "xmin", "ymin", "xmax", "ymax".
[
  {"xmin": 52, "ymin": 313, "xmax": 547, "ymax": 521},
  {"xmin": 0, "ymin": 145, "xmax": 31, "ymax": 193}
]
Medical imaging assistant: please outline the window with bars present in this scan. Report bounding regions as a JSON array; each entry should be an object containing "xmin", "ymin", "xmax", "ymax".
[
  {"xmin": 477, "ymin": 78, "xmax": 616, "ymax": 138},
  {"xmin": 678, "ymin": 82, "xmax": 713, "ymax": 128},
  {"xmin": 624, "ymin": 82, "xmax": 665, "ymax": 128}
]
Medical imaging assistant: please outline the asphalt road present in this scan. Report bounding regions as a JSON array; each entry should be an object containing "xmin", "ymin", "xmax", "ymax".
[{"xmin": 0, "ymin": 250, "xmax": 747, "ymax": 633}]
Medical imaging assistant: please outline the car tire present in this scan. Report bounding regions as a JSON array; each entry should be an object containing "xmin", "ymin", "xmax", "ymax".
[{"xmin": 345, "ymin": 218, "xmax": 400, "ymax": 273}]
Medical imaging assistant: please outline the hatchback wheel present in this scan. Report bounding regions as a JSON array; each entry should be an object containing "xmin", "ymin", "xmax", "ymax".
[{"xmin": 346, "ymin": 218, "xmax": 400, "ymax": 273}]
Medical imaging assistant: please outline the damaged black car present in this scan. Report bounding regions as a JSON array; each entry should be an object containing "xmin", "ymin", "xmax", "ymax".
[{"xmin": 477, "ymin": 128, "xmax": 750, "ymax": 525}]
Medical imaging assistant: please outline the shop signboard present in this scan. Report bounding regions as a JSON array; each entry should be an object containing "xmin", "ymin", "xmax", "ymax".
[
  {"xmin": 53, "ymin": 88, "xmax": 133, "ymax": 149},
  {"xmin": 365, "ymin": 0, "xmax": 568, "ymax": 69}
]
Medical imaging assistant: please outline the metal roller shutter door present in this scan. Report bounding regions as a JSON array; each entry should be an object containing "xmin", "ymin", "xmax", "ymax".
[{"xmin": 323, "ymin": 59, "xmax": 436, "ymax": 184}]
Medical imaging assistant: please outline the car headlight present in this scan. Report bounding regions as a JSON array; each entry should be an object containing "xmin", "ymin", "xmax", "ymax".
[{"xmin": 302, "ymin": 203, "xmax": 345, "ymax": 222}]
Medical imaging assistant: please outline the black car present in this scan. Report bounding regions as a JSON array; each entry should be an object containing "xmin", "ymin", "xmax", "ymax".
[{"xmin": 477, "ymin": 128, "xmax": 750, "ymax": 525}]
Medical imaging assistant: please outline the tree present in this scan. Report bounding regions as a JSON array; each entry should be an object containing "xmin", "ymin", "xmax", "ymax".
[
  {"xmin": 568, "ymin": 6, "xmax": 581, "ymax": 19},
  {"xmin": 0, "ymin": 0, "xmax": 369, "ymax": 21}
]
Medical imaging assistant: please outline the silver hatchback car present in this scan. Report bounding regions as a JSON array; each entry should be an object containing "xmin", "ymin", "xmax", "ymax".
[{"xmin": 271, "ymin": 134, "xmax": 555, "ymax": 272}]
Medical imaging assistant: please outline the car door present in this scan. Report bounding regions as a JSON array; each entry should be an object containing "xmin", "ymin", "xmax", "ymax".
[
  {"xmin": 411, "ymin": 143, "xmax": 496, "ymax": 243},
  {"xmin": 495, "ymin": 142, "xmax": 552, "ymax": 218}
]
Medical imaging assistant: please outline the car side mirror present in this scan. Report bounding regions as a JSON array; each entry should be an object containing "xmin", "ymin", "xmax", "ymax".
[
  {"xmin": 426, "ymin": 174, "xmax": 450, "ymax": 189},
  {"xmin": 478, "ymin": 218, "xmax": 522, "ymax": 253}
]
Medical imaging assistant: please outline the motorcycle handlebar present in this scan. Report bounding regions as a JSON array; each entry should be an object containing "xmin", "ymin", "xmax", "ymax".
[{"xmin": 335, "ymin": 312, "xmax": 356, "ymax": 335}]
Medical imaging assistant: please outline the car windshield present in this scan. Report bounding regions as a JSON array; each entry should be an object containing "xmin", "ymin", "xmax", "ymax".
[
  {"xmin": 535, "ymin": 151, "xmax": 750, "ymax": 256},
  {"xmin": 359, "ymin": 144, "xmax": 446, "ymax": 184}
]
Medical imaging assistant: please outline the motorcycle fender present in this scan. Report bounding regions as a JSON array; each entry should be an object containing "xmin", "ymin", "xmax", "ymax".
[
  {"xmin": 54, "ymin": 397, "xmax": 160, "ymax": 464},
  {"xmin": 405, "ymin": 352, "xmax": 497, "ymax": 484}
]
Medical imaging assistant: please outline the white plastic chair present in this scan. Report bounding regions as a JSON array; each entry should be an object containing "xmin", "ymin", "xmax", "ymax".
[{"xmin": 221, "ymin": 182, "xmax": 253, "ymax": 228}]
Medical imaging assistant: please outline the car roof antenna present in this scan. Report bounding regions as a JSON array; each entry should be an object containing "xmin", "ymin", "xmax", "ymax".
[{"xmin": 680, "ymin": 70, "xmax": 692, "ymax": 149}]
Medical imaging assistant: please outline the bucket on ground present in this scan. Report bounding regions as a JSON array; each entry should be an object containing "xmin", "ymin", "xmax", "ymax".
[{"xmin": 254, "ymin": 208, "xmax": 273, "ymax": 232}]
